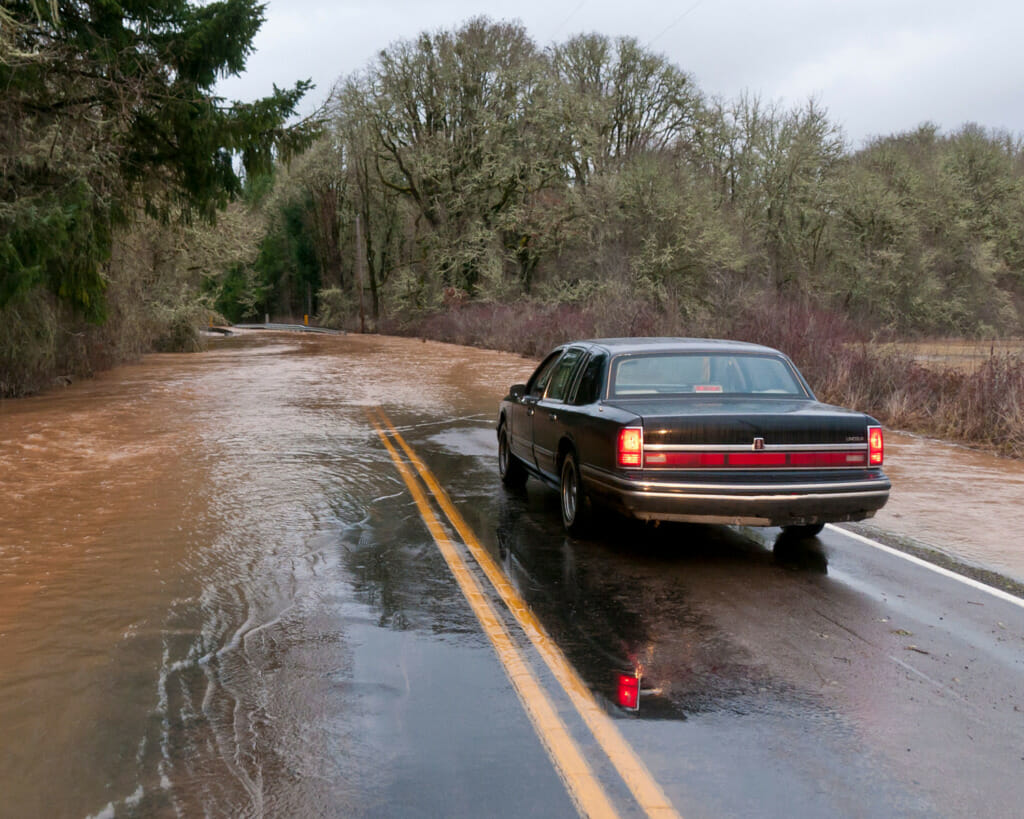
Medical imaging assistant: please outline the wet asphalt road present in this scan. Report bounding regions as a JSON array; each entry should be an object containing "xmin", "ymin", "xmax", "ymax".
[
  {"xmin": 390, "ymin": 408, "xmax": 1024, "ymax": 818},
  {"xmin": 1, "ymin": 332, "xmax": 1023, "ymax": 818}
]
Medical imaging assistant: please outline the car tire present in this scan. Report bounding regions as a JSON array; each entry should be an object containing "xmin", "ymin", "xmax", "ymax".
[
  {"xmin": 782, "ymin": 523, "xmax": 825, "ymax": 539},
  {"xmin": 498, "ymin": 424, "xmax": 527, "ymax": 488},
  {"xmin": 560, "ymin": 452, "xmax": 591, "ymax": 536}
]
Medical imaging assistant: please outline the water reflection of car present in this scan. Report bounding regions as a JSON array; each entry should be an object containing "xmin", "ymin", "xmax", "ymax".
[{"xmin": 496, "ymin": 338, "xmax": 890, "ymax": 537}]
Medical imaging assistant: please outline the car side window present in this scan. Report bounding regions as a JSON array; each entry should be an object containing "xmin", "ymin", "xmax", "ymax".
[
  {"xmin": 545, "ymin": 348, "xmax": 586, "ymax": 402},
  {"xmin": 527, "ymin": 351, "xmax": 563, "ymax": 398},
  {"xmin": 571, "ymin": 353, "xmax": 607, "ymax": 405}
]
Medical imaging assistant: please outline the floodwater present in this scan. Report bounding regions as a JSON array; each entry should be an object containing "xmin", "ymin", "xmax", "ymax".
[
  {"xmin": 0, "ymin": 332, "xmax": 533, "ymax": 817},
  {"xmin": 2, "ymin": 331, "xmax": 1022, "ymax": 817},
  {"xmin": 869, "ymin": 433, "xmax": 1024, "ymax": 583}
]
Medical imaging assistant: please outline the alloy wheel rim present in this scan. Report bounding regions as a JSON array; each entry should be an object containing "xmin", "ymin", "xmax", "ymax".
[
  {"xmin": 562, "ymin": 465, "xmax": 577, "ymax": 522},
  {"xmin": 499, "ymin": 436, "xmax": 508, "ymax": 474}
]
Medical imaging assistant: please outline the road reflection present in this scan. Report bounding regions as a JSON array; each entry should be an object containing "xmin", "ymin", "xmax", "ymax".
[{"xmin": 491, "ymin": 487, "xmax": 831, "ymax": 721}]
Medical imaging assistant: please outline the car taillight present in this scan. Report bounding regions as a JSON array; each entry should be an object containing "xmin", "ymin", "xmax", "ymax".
[
  {"xmin": 868, "ymin": 426, "xmax": 884, "ymax": 466},
  {"xmin": 617, "ymin": 427, "xmax": 643, "ymax": 468}
]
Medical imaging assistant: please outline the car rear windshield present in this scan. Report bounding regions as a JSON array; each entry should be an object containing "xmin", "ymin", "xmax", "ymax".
[{"xmin": 609, "ymin": 353, "xmax": 807, "ymax": 397}]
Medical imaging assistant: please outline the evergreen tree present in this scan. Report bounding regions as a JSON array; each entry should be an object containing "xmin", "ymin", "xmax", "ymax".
[{"xmin": 0, "ymin": 0, "xmax": 315, "ymax": 319}]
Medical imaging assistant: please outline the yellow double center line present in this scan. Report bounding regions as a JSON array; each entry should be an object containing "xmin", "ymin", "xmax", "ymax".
[{"xmin": 370, "ymin": 409, "xmax": 680, "ymax": 819}]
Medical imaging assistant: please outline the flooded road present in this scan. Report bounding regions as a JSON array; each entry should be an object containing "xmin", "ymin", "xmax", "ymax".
[
  {"xmin": 1, "ymin": 332, "xmax": 1023, "ymax": 818},
  {"xmin": 1, "ymin": 333, "xmax": 558, "ymax": 817},
  {"xmin": 872, "ymin": 434, "xmax": 1024, "ymax": 583}
]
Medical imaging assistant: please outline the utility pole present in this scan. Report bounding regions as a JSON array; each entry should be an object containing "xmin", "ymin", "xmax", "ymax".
[{"xmin": 354, "ymin": 213, "xmax": 367, "ymax": 334}]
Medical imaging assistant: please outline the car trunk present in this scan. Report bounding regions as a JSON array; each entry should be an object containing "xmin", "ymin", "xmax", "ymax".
[{"xmin": 604, "ymin": 397, "xmax": 872, "ymax": 447}]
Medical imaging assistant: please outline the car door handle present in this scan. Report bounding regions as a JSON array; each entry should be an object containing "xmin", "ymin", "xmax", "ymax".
[
  {"xmin": 548, "ymin": 412, "xmax": 558, "ymax": 421},
  {"xmin": 526, "ymin": 407, "xmax": 535, "ymax": 416}
]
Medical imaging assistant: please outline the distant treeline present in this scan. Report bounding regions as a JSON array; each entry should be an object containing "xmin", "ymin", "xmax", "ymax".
[
  {"xmin": 242, "ymin": 18, "xmax": 1024, "ymax": 343},
  {"xmin": 3, "ymin": 14, "xmax": 1024, "ymax": 401}
]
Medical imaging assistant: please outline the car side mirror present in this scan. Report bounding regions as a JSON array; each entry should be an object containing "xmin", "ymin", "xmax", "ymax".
[{"xmin": 509, "ymin": 384, "xmax": 526, "ymax": 401}]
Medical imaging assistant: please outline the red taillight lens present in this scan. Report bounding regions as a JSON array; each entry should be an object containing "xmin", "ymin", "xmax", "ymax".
[
  {"xmin": 617, "ymin": 427, "xmax": 643, "ymax": 468},
  {"xmin": 616, "ymin": 673, "xmax": 640, "ymax": 711},
  {"xmin": 868, "ymin": 426, "xmax": 884, "ymax": 466}
]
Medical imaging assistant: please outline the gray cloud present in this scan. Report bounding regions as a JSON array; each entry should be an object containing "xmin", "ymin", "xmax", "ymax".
[{"xmin": 217, "ymin": 0, "xmax": 1024, "ymax": 144}]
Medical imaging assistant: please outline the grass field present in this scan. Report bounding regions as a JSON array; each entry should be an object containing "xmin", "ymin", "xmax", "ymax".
[{"xmin": 888, "ymin": 339, "xmax": 1024, "ymax": 371}]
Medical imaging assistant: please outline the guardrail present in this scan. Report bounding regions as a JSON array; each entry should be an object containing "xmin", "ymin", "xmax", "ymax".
[{"xmin": 231, "ymin": 323, "xmax": 343, "ymax": 335}]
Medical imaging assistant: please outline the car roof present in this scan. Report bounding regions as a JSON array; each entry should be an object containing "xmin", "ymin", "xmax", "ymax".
[{"xmin": 568, "ymin": 337, "xmax": 786, "ymax": 356}]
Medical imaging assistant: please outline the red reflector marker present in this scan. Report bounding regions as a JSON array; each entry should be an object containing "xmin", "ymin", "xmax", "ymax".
[
  {"xmin": 618, "ymin": 428, "xmax": 643, "ymax": 468},
  {"xmin": 616, "ymin": 673, "xmax": 640, "ymax": 711},
  {"xmin": 868, "ymin": 426, "xmax": 884, "ymax": 466}
]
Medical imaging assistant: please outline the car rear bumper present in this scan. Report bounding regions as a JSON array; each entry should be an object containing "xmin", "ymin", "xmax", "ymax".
[{"xmin": 581, "ymin": 467, "xmax": 891, "ymax": 527}]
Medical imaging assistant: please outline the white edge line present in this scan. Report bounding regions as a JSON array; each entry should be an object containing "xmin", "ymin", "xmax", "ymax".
[{"xmin": 826, "ymin": 524, "xmax": 1024, "ymax": 610}]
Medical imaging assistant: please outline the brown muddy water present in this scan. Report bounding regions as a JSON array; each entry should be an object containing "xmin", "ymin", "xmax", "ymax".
[
  {"xmin": 871, "ymin": 432, "xmax": 1024, "ymax": 582},
  {"xmin": 1, "ymin": 331, "xmax": 1022, "ymax": 817},
  {"xmin": 0, "ymin": 332, "xmax": 529, "ymax": 817}
]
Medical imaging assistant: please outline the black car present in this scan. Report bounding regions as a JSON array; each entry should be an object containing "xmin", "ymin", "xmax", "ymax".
[{"xmin": 497, "ymin": 338, "xmax": 890, "ymax": 537}]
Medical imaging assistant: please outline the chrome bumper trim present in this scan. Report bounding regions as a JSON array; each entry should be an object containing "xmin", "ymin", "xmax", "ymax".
[{"xmin": 582, "ymin": 466, "xmax": 890, "ymax": 496}]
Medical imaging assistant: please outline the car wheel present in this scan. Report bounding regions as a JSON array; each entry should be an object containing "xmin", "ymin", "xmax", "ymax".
[
  {"xmin": 782, "ymin": 523, "xmax": 825, "ymax": 538},
  {"xmin": 560, "ymin": 452, "xmax": 591, "ymax": 536},
  {"xmin": 498, "ymin": 424, "xmax": 527, "ymax": 488}
]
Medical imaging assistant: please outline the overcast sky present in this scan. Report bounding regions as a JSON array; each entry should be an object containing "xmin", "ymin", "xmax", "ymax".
[{"xmin": 217, "ymin": 0, "xmax": 1024, "ymax": 148}]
